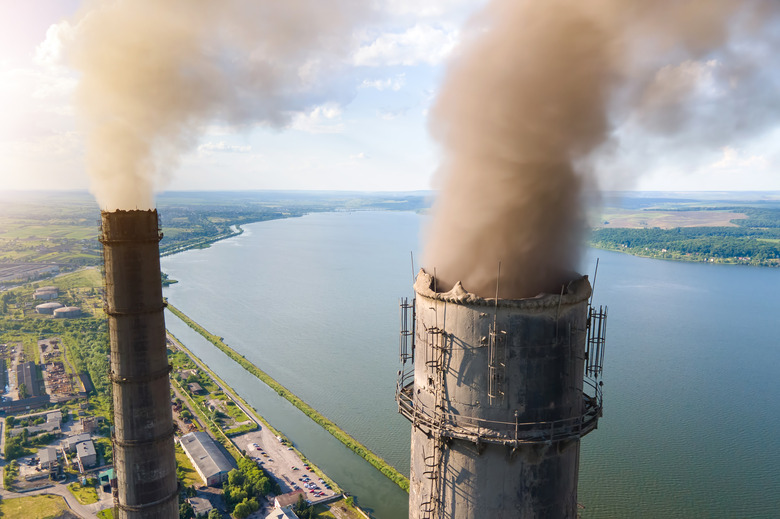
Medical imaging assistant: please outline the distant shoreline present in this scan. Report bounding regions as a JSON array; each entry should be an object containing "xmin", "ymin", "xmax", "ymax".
[{"xmin": 160, "ymin": 224, "xmax": 245, "ymax": 257}]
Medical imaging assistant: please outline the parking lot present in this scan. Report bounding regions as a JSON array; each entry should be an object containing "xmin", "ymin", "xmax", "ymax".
[{"xmin": 232, "ymin": 429, "xmax": 336, "ymax": 504}]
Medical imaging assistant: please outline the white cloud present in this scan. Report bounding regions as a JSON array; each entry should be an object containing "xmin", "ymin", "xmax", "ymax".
[
  {"xmin": 290, "ymin": 103, "xmax": 345, "ymax": 134},
  {"xmin": 710, "ymin": 146, "xmax": 768, "ymax": 170},
  {"xmin": 360, "ymin": 74, "xmax": 406, "ymax": 91},
  {"xmin": 353, "ymin": 24, "xmax": 459, "ymax": 67},
  {"xmin": 198, "ymin": 141, "xmax": 252, "ymax": 153},
  {"xmin": 35, "ymin": 22, "xmax": 74, "ymax": 69},
  {"xmin": 381, "ymin": 0, "xmax": 483, "ymax": 18},
  {"xmin": 349, "ymin": 152, "xmax": 368, "ymax": 160}
]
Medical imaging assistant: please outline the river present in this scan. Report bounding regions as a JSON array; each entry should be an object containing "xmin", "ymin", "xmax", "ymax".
[{"xmin": 161, "ymin": 210, "xmax": 780, "ymax": 518}]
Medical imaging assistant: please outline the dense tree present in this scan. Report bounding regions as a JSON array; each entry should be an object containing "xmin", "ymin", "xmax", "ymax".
[
  {"xmin": 222, "ymin": 457, "xmax": 276, "ymax": 513},
  {"xmin": 179, "ymin": 501, "xmax": 194, "ymax": 519},
  {"xmin": 591, "ymin": 226, "xmax": 780, "ymax": 265},
  {"xmin": 232, "ymin": 502, "xmax": 250, "ymax": 519}
]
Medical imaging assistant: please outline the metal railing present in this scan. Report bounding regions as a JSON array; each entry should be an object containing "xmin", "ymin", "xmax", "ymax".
[{"xmin": 396, "ymin": 377, "xmax": 602, "ymax": 446}]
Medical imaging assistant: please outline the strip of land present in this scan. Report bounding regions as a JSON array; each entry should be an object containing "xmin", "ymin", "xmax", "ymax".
[{"xmin": 166, "ymin": 303, "xmax": 411, "ymax": 492}]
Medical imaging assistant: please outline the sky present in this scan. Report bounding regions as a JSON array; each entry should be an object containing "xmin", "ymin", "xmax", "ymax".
[{"xmin": 1, "ymin": 0, "xmax": 779, "ymax": 198}]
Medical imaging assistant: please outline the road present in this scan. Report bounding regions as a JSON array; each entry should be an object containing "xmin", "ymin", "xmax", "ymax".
[{"xmin": 0, "ymin": 474, "xmax": 112, "ymax": 519}]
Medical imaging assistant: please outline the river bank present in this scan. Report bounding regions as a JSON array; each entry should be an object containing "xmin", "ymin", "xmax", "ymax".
[
  {"xmin": 160, "ymin": 225, "xmax": 245, "ymax": 257},
  {"xmin": 589, "ymin": 242, "xmax": 780, "ymax": 267}
]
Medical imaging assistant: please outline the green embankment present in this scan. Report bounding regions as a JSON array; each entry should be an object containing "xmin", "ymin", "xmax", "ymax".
[{"xmin": 166, "ymin": 303, "xmax": 410, "ymax": 492}]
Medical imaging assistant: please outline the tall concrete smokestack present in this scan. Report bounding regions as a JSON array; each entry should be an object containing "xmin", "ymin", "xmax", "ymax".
[
  {"xmin": 397, "ymin": 269, "xmax": 606, "ymax": 518},
  {"xmin": 100, "ymin": 210, "xmax": 178, "ymax": 519}
]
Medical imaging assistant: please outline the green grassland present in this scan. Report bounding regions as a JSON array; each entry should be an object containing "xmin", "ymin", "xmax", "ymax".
[
  {"xmin": 175, "ymin": 444, "xmax": 202, "ymax": 488},
  {"xmin": 67, "ymin": 481, "xmax": 100, "ymax": 505},
  {"xmin": 0, "ymin": 495, "xmax": 72, "ymax": 519}
]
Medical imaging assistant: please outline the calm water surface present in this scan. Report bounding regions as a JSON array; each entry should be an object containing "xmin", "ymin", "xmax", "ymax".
[{"xmin": 162, "ymin": 211, "xmax": 780, "ymax": 518}]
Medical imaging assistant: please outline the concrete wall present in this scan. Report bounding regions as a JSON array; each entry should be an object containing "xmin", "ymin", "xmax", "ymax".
[
  {"xmin": 407, "ymin": 271, "xmax": 591, "ymax": 519},
  {"xmin": 102, "ymin": 210, "xmax": 178, "ymax": 519}
]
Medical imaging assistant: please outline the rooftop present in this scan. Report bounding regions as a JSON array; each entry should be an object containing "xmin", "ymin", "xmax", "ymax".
[
  {"xmin": 76, "ymin": 440, "xmax": 96, "ymax": 458},
  {"xmin": 180, "ymin": 432, "xmax": 233, "ymax": 481},
  {"xmin": 39, "ymin": 447, "xmax": 57, "ymax": 464}
]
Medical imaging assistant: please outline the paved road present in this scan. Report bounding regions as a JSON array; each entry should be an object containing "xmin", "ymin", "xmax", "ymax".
[{"xmin": 0, "ymin": 479, "xmax": 112, "ymax": 519}]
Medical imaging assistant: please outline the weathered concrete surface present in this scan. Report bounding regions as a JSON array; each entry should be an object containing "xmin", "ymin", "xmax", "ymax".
[
  {"xmin": 407, "ymin": 270, "xmax": 591, "ymax": 519},
  {"xmin": 101, "ymin": 210, "xmax": 177, "ymax": 519}
]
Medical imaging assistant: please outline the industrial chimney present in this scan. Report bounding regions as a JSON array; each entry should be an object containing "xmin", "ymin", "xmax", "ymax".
[
  {"xmin": 100, "ymin": 210, "xmax": 178, "ymax": 519},
  {"xmin": 397, "ymin": 269, "xmax": 606, "ymax": 518}
]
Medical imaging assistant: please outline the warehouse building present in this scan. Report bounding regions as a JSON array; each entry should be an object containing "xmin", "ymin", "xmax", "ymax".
[{"xmin": 179, "ymin": 432, "xmax": 234, "ymax": 486}]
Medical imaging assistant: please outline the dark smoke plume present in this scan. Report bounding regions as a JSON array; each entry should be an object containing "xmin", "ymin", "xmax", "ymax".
[
  {"xmin": 423, "ymin": 0, "xmax": 780, "ymax": 299},
  {"xmin": 65, "ymin": 0, "xmax": 369, "ymax": 210}
]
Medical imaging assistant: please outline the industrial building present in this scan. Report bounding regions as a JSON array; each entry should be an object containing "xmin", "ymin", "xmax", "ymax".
[
  {"xmin": 273, "ymin": 490, "xmax": 307, "ymax": 511},
  {"xmin": 397, "ymin": 269, "xmax": 606, "ymax": 518},
  {"xmin": 80, "ymin": 416, "xmax": 99, "ymax": 434},
  {"xmin": 38, "ymin": 447, "xmax": 58, "ymax": 471},
  {"xmin": 187, "ymin": 382, "xmax": 205, "ymax": 395},
  {"xmin": 101, "ymin": 209, "xmax": 178, "ymax": 518},
  {"xmin": 16, "ymin": 361, "xmax": 45, "ymax": 397},
  {"xmin": 53, "ymin": 306, "xmax": 81, "ymax": 318},
  {"xmin": 265, "ymin": 506, "xmax": 301, "ymax": 519},
  {"xmin": 188, "ymin": 496, "xmax": 214, "ymax": 517},
  {"xmin": 33, "ymin": 286, "xmax": 59, "ymax": 300},
  {"xmin": 35, "ymin": 302, "xmax": 63, "ymax": 314},
  {"xmin": 179, "ymin": 431, "xmax": 234, "ymax": 486},
  {"xmin": 10, "ymin": 410, "xmax": 61, "ymax": 437},
  {"xmin": 76, "ymin": 439, "xmax": 97, "ymax": 468},
  {"xmin": 63, "ymin": 433, "xmax": 92, "ymax": 453}
]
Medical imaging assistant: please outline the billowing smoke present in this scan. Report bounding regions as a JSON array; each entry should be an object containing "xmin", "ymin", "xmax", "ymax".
[
  {"xmin": 423, "ymin": 0, "xmax": 780, "ymax": 299},
  {"xmin": 64, "ymin": 0, "xmax": 369, "ymax": 210}
]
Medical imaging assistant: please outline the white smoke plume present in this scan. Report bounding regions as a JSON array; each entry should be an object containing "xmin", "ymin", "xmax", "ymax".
[
  {"xmin": 423, "ymin": 0, "xmax": 780, "ymax": 299},
  {"xmin": 64, "ymin": 0, "xmax": 370, "ymax": 210}
]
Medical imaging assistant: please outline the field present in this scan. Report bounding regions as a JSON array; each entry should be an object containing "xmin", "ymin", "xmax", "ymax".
[
  {"xmin": 0, "ymin": 495, "xmax": 75, "ymax": 519},
  {"xmin": 595, "ymin": 209, "xmax": 747, "ymax": 228}
]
